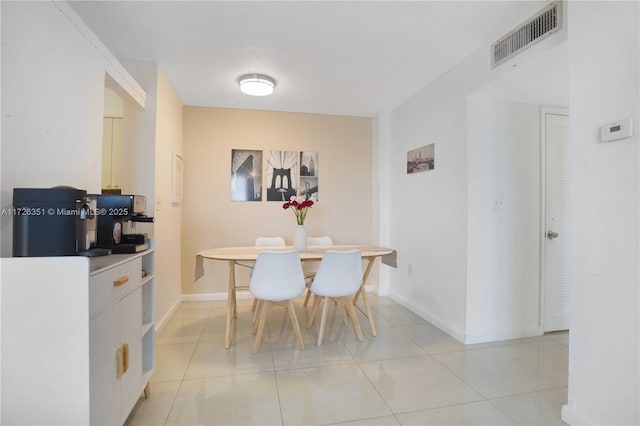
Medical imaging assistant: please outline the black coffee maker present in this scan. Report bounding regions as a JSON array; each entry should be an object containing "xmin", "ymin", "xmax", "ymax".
[
  {"xmin": 92, "ymin": 194, "xmax": 154, "ymax": 253},
  {"xmin": 13, "ymin": 186, "xmax": 92, "ymax": 257}
]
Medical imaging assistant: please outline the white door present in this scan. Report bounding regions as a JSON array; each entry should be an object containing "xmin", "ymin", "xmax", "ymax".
[
  {"xmin": 90, "ymin": 304, "xmax": 121, "ymax": 426},
  {"xmin": 119, "ymin": 287, "xmax": 143, "ymax": 423},
  {"xmin": 543, "ymin": 108, "xmax": 570, "ymax": 332}
]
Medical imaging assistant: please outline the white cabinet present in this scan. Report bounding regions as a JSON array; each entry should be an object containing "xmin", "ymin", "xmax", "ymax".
[{"xmin": 1, "ymin": 248, "xmax": 155, "ymax": 425}]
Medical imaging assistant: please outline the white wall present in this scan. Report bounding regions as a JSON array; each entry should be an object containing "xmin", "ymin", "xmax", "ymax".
[
  {"xmin": 563, "ymin": 2, "xmax": 639, "ymax": 425},
  {"xmin": 1, "ymin": 1, "xmax": 105, "ymax": 256},
  {"xmin": 373, "ymin": 110, "xmax": 393, "ymax": 295},
  {"xmin": 182, "ymin": 107, "xmax": 373, "ymax": 295},
  {"xmin": 0, "ymin": 2, "xmax": 145, "ymax": 257},
  {"xmin": 385, "ymin": 24, "xmax": 567, "ymax": 342},
  {"xmin": 466, "ymin": 98, "xmax": 542, "ymax": 343}
]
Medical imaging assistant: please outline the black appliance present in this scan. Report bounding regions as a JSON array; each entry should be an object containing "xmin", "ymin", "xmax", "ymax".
[
  {"xmin": 92, "ymin": 194, "xmax": 153, "ymax": 253},
  {"xmin": 13, "ymin": 186, "xmax": 92, "ymax": 257}
]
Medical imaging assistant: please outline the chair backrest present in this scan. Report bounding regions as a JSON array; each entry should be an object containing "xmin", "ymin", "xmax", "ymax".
[
  {"xmin": 307, "ymin": 236, "xmax": 334, "ymax": 246},
  {"xmin": 310, "ymin": 250, "xmax": 363, "ymax": 298},
  {"xmin": 250, "ymin": 250, "xmax": 306, "ymax": 301},
  {"xmin": 255, "ymin": 237, "xmax": 286, "ymax": 247}
]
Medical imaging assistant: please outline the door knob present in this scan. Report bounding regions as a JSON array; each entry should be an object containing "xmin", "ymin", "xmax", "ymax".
[{"xmin": 547, "ymin": 230, "xmax": 559, "ymax": 240}]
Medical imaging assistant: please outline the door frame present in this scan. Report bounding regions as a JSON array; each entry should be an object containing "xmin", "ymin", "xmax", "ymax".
[{"xmin": 539, "ymin": 105, "xmax": 569, "ymax": 331}]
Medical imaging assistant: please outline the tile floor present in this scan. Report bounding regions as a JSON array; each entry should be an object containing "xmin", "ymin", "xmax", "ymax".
[{"xmin": 125, "ymin": 296, "xmax": 568, "ymax": 426}]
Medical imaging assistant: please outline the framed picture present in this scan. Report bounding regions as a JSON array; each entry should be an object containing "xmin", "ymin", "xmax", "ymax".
[
  {"xmin": 407, "ymin": 144, "xmax": 435, "ymax": 174},
  {"xmin": 172, "ymin": 153, "xmax": 184, "ymax": 203},
  {"xmin": 266, "ymin": 150, "xmax": 298, "ymax": 201},
  {"xmin": 299, "ymin": 151, "xmax": 319, "ymax": 200},
  {"xmin": 230, "ymin": 149, "xmax": 263, "ymax": 201}
]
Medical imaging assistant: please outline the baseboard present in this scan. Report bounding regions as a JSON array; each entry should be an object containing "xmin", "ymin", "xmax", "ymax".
[
  {"xmin": 181, "ymin": 291, "xmax": 253, "ymax": 302},
  {"xmin": 387, "ymin": 290, "xmax": 466, "ymax": 343},
  {"xmin": 561, "ymin": 403, "xmax": 592, "ymax": 425},
  {"xmin": 155, "ymin": 296, "xmax": 182, "ymax": 335},
  {"xmin": 464, "ymin": 326, "xmax": 543, "ymax": 345},
  {"xmin": 181, "ymin": 287, "xmax": 373, "ymax": 303}
]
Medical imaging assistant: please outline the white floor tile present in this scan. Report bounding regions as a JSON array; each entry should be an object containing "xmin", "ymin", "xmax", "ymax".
[
  {"xmin": 501, "ymin": 339, "xmax": 569, "ymax": 383},
  {"xmin": 276, "ymin": 364, "xmax": 391, "ymax": 425},
  {"xmin": 165, "ymin": 373, "xmax": 282, "ymax": 425},
  {"xmin": 490, "ymin": 387, "xmax": 568, "ymax": 425},
  {"xmin": 124, "ymin": 381, "xmax": 181, "ymax": 426},
  {"xmin": 169, "ymin": 301, "xmax": 215, "ymax": 320},
  {"xmin": 128, "ymin": 298, "xmax": 571, "ymax": 426},
  {"xmin": 151, "ymin": 343, "xmax": 197, "ymax": 383},
  {"xmin": 401, "ymin": 323, "xmax": 467, "ymax": 354},
  {"xmin": 184, "ymin": 336, "xmax": 274, "ymax": 379},
  {"xmin": 433, "ymin": 347, "xmax": 563, "ymax": 399},
  {"xmin": 395, "ymin": 401, "xmax": 517, "ymax": 425},
  {"xmin": 271, "ymin": 335, "xmax": 356, "ymax": 371},
  {"xmin": 373, "ymin": 305, "xmax": 428, "ymax": 327},
  {"xmin": 543, "ymin": 331, "xmax": 570, "ymax": 347},
  {"xmin": 342, "ymin": 326, "xmax": 426, "ymax": 363},
  {"xmin": 325, "ymin": 414, "xmax": 401, "ymax": 425},
  {"xmin": 199, "ymin": 312, "xmax": 258, "ymax": 342},
  {"xmin": 360, "ymin": 356, "xmax": 482, "ymax": 413},
  {"xmin": 156, "ymin": 317, "xmax": 207, "ymax": 345}
]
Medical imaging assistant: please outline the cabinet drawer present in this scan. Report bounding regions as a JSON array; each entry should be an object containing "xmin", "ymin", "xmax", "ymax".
[{"xmin": 90, "ymin": 258, "xmax": 142, "ymax": 317}]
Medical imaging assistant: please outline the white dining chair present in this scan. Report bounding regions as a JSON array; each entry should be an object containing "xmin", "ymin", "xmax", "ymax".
[
  {"xmin": 255, "ymin": 236, "xmax": 286, "ymax": 247},
  {"xmin": 302, "ymin": 236, "xmax": 334, "ymax": 307},
  {"xmin": 248, "ymin": 237, "xmax": 286, "ymax": 320},
  {"xmin": 306, "ymin": 250, "xmax": 364, "ymax": 346},
  {"xmin": 250, "ymin": 250, "xmax": 306, "ymax": 353}
]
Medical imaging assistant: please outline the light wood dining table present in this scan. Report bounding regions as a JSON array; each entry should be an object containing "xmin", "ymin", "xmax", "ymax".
[{"xmin": 195, "ymin": 245, "xmax": 397, "ymax": 348}]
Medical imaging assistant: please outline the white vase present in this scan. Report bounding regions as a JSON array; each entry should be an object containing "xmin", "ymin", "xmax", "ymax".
[{"xmin": 294, "ymin": 225, "xmax": 307, "ymax": 252}]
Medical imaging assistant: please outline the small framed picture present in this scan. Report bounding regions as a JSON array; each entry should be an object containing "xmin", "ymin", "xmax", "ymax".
[
  {"xmin": 407, "ymin": 144, "xmax": 434, "ymax": 174},
  {"xmin": 172, "ymin": 153, "xmax": 184, "ymax": 203}
]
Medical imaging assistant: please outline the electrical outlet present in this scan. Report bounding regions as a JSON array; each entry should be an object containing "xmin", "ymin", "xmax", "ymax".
[{"xmin": 493, "ymin": 197, "xmax": 504, "ymax": 210}]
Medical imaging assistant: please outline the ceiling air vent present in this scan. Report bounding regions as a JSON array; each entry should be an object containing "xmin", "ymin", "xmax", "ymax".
[{"xmin": 491, "ymin": 1, "xmax": 562, "ymax": 68}]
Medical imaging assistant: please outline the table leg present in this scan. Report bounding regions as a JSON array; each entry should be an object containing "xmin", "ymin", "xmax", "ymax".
[
  {"xmin": 224, "ymin": 260, "xmax": 236, "ymax": 349},
  {"xmin": 354, "ymin": 258, "xmax": 378, "ymax": 337}
]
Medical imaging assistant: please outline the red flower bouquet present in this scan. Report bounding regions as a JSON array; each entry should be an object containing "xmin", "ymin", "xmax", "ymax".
[{"xmin": 283, "ymin": 196, "xmax": 315, "ymax": 225}]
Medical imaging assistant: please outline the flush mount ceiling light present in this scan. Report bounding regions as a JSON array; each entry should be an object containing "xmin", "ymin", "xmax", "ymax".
[{"xmin": 238, "ymin": 73, "xmax": 276, "ymax": 96}]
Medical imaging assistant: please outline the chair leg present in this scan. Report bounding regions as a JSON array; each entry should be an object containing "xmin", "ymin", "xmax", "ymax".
[
  {"xmin": 303, "ymin": 289, "xmax": 312, "ymax": 307},
  {"xmin": 252, "ymin": 299, "xmax": 264, "ymax": 335},
  {"xmin": 342, "ymin": 303, "xmax": 349, "ymax": 324},
  {"xmin": 251, "ymin": 298, "xmax": 258, "ymax": 312},
  {"xmin": 287, "ymin": 299, "xmax": 305, "ymax": 350},
  {"xmin": 252, "ymin": 299, "xmax": 261, "ymax": 324},
  {"xmin": 307, "ymin": 293, "xmax": 321, "ymax": 328},
  {"xmin": 343, "ymin": 296, "xmax": 364, "ymax": 341},
  {"xmin": 232, "ymin": 288, "xmax": 238, "ymax": 319},
  {"xmin": 317, "ymin": 297, "xmax": 330, "ymax": 346},
  {"xmin": 253, "ymin": 300, "xmax": 270, "ymax": 353}
]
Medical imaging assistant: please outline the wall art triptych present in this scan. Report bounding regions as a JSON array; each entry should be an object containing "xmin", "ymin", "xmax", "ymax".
[{"xmin": 230, "ymin": 149, "xmax": 318, "ymax": 202}]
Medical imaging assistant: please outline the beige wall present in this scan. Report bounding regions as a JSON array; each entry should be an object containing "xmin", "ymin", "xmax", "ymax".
[
  {"xmin": 182, "ymin": 107, "xmax": 373, "ymax": 294},
  {"xmin": 153, "ymin": 70, "xmax": 184, "ymax": 321},
  {"xmin": 121, "ymin": 61, "xmax": 184, "ymax": 326}
]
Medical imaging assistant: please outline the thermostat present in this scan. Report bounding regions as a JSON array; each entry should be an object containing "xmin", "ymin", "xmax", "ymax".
[{"xmin": 600, "ymin": 118, "xmax": 633, "ymax": 142}]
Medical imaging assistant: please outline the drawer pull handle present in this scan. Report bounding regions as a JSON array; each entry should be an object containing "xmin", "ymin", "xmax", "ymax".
[
  {"xmin": 122, "ymin": 343, "xmax": 129, "ymax": 374},
  {"xmin": 113, "ymin": 276, "xmax": 129, "ymax": 287},
  {"xmin": 116, "ymin": 348, "xmax": 124, "ymax": 379}
]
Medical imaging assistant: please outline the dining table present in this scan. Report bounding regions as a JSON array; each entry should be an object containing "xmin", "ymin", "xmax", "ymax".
[{"xmin": 195, "ymin": 245, "xmax": 397, "ymax": 348}]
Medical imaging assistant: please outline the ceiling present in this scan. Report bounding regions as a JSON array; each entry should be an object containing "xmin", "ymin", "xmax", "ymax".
[{"xmin": 69, "ymin": 1, "xmax": 547, "ymax": 117}]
